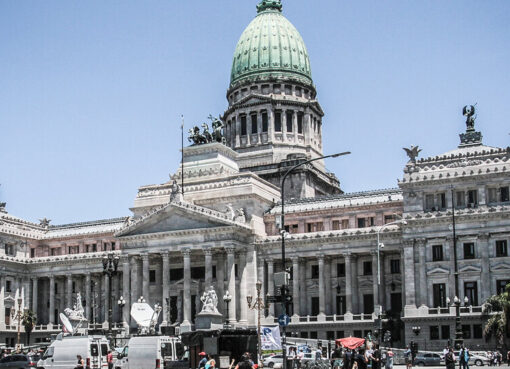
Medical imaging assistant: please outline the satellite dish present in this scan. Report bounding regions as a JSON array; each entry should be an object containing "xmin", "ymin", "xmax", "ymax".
[
  {"xmin": 59, "ymin": 313, "xmax": 74, "ymax": 335},
  {"xmin": 130, "ymin": 302, "xmax": 154, "ymax": 329}
]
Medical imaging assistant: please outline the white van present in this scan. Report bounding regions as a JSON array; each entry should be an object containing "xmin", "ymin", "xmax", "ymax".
[
  {"xmin": 37, "ymin": 334, "xmax": 109, "ymax": 369},
  {"xmin": 115, "ymin": 336, "xmax": 187, "ymax": 369}
]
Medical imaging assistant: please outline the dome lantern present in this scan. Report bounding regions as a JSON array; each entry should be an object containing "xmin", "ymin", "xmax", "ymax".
[{"xmin": 256, "ymin": 0, "xmax": 282, "ymax": 13}]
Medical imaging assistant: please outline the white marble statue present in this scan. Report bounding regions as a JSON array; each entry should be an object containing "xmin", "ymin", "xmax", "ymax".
[{"xmin": 200, "ymin": 286, "xmax": 219, "ymax": 314}]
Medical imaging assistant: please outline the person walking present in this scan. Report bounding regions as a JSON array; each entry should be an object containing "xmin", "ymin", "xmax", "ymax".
[
  {"xmin": 235, "ymin": 353, "xmax": 254, "ymax": 369},
  {"xmin": 332, "ymin": 344, "xmax": 343, "ymax": 369},
  {"xmin": 199, "ymin": 352, "xmax": 208, "ymax": 369},
  {"xmin": 445, "ymin": 347, "xmax": 456, "ymax": 369},
  {"xmin": 384, "ymin": 349, "xmax": 394, "ymax": 369},
  {"xmin": 107, "ymin": 350, "xmax": 114, "ymax": 369},
  {"xmin": 205, "ymin": 354, "xmax": 216, "ymax": 369},
  {"xmin": 404, "ymin": 346, "xmax": 412, "ymax": 369},
  {"xmin": 459, "ymin": 347, "xmax": 470, "ymax": 369},
  {"xmin": 75, "ymin": 355, "xmax": 85, "ymax": 369},
  {"xmin": 372, "ymin": 345, "xmax": 381, "ymax": 369}
]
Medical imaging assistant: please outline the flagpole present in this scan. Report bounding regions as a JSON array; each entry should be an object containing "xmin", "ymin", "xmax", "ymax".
[{"xmin": 181, "ymin": 115, "xmax": 184, "ymax": 196}]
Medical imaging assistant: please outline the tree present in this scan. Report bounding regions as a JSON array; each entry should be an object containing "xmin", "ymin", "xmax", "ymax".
[
  {"xmin": 22, "ymin": 310, "xmax": 37, "ymax": 346},
  {"xmin": 483, "ymin": 283, "xmax": 510, "ymax": 348}
]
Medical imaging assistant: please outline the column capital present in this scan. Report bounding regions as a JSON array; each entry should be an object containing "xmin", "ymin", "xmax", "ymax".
[
  {"xmin": 370, "ymin": 250, "xmax": 378, "ymax": 256},
  {"xmin": 203, "ymin": 248, "xmax": 213, "ymax": 256},
  {"xmin": 402, "ymin": 239, "xmax": 414, "ymax": 248},
  {"xmin": 415, "ymin": 238, "xmax": 427, "ymax": 246},
  {"xmin": 161, "ymin": 250, "xmax": 170, "ymax": 257},
  {"xmin": 291, "ymin": 255, "xmax": 300, "ymax": 263},
  {"xmin": 478, "ymin": 233, "xmax": 490, "ymax": 241},
  {"xmin": 181, "ymin": 248, "xmax": 191, "ymax": 257},
  {"xmin": 141, "ymin": 252, "xmax": 149, "ymax": 261},
  {"xmin": 317, "ymin": 253, "xmax": 325, "ymax": 261},
  {"xmin": 225, "ymin": 246, "xmax": 236, "ymax": 255},
  {"xmin": 342, "ymin": 251, "xmax": 352, "ymax": 259}
]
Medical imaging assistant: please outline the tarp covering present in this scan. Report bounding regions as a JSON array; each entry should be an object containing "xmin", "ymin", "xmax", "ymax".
[{"xmin": 335, "ymin": 337, "xmax": 365, "ymax": 349}]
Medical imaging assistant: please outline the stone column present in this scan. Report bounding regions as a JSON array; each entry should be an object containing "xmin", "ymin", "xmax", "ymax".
[
  {"xmin": 292, "ymin": 257, "xmax": 300, "ymax": 316},
  {"xmin": 238, "ymin": 249, "xmax": 248, "ymax": 324},
  {"xmin": 479, "ymin": 233, "xmax": 491, "ymax": 301},
  {"xmin": 403, "ymin": 240, "xmax": 416, "ymax": 308},
  {"xmin": 66, "ymin": 275, "xmax": 73, "ymax": 309},
  {"xmin": 32, "ymin": 277, "xmax": 38, "ymax": 315},
  {"xmin": 324, "ymin": 257, "xmax": 331, "ymax": 314},
  {"xmin": 49, "ymin": 276, "xmax": 55, "ymax": 324},
  {"xmin": 216, "ymin": 253, "xmax": 225, "ymax": 313},
  {"xmin": 318, "ymin": 254, "xmax": 325, "ymax": 315},
  {"xmin": 344, "ymin": 253, "xmax": 352, "ymax": 313},
  {"xmin": 351, "ymin": 254, "xmax": 359, "ymax": 313},
  {"xmin": 85, "ymin": 273, "xmax": 91, "ymax": 320},
  {"xmin": 299, "ymin": 259, "xmax": 306, "ymax": 316},
  {"xmin": 130, "ymin": 256, "xmax": 138, "ymax": 306},
  {"xmin": 204, "ymin": 248, "xmax": 213, "ymax": 288},
  {"xmin": 371, "ymin": 251, "xmax": 379, "ymax": 314},
  {"xmin": 226, "ymin": 247, "xmax": 237, "ymax": 323},
  {"xmin": 162, "ymin": 252, "xmax": 170, "ymax": 324},
  {"xmin": 104, "ymin": 273, "xmax": 110, "ymax": 324},
  {"xmin": 122, "ymin": 259, "xmax": 130, "ymax": 324},
  {"xmin": 266, "ymin": 258, "xmax": 275, "ymax": 317},
  {"xmin": 142, "ymin": 253, "xmax": 150, "ymax": 303},
  {"xmin": 182, "ymin": 249, "xmax": 192, "ymax": 326},
  {"xmin": 417, "ymin": 239, "xmax": 427, "ymax": 306},
  {"xmin": 0, "ymin": 274, "xmax": 5, "ymax": 327}
]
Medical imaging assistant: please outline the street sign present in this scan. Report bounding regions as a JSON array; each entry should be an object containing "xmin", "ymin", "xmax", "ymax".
[{"xmin": 278, "ymin": 314, "xmax": 290, "ymax": 327}]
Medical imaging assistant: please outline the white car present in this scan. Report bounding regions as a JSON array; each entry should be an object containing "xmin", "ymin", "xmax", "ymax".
[{"xmin": 263, "ymin": 355, "xmax": 283, "ymax": 368}]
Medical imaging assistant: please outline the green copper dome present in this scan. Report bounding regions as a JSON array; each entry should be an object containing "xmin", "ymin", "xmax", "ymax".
[{"xmin": 229, "ymin": 0, "xmax": 313, "ymax": 89}]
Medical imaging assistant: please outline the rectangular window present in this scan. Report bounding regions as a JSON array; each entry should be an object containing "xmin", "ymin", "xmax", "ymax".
[
  {"xmin": 425, "ymin": 194, "xmax": 435, "ymax": 211},
  {"xmin": 496, "ymin": 240, "xmax": 508, "ymax": 257},
  {"xmin": 149, "ymin": 270, "xmax": 156, "ymax": 284},
  {"xmin": 337, "ymin": 263, "xmax": 345, "ymax": 277},
  {"xmin": 251, "ymin": 114, "xmax": 258, "ymax": 134},
  {"xmin": 363, "ymin": 294, "xmax": 374, "ymax": 314},
  {"xmin": 212, "ymin": 265, "xmax": 217, "ymax": 279},
  {"xmin": 297, "ymin": 114, "xmax": 303, "ymax": 134},
  {"xmin": 295, "ymin": 87, "xmax": 302, "ymax": 97},
  {"xmin": 262, "ymin": 112, "xmax": 268, "ymax": 132},
  {"xmin": 275, "ymin": 112, "xmax": 282, "ymax": 132},
  {"xmin": 51, "ymin": 248, "xmax": 57, "ymax": 256},
  {"xmin": 463, "ymin": 242, "xmax": 475, "ymax": 259},
  {"xmin": 353, "ymin": 330, "xmax": 362, "ymax": 338},
  {"xmin": 439, "ymin": 193, "xmax": 447, "ymax": 210},
  {"xmin": 111, "ymin": 242, "xmax": 116, "ymax": 251},
  {"xmin": 190, "ymin": 267, "xmax": 205, "ymax": 280},
  {"xmin": 357, "ymin": 218, "xmax": 366, "ymax": 228},
  {"xmin": 170, "ymin": 268, "xmax": 184, "ymax": 281},
  {"xmin": 311, "ymin": 297, "xmax": 319, "ymax": 316},
  {"xmin": 341, "ymin": 219, "xmax": 349, "ymax": 229},
  {"xmin": 286, "ymin": 111, "xmax": 293, "ymax": 132},
  {"xmin": 390, "ymin": 293, "xmax": 402, "ymax": 316},
  {"xmin": 241, "ymin": 116, "xmax": 247, "ymax": 136},
  {"xmin": 496, "ymin": 280, "xmax": 510, "ymax": 295},
  {"xmin": 384, "ymin": 215, "xmax": 395, "ymax": 224},
  {"xmin": 441, "ymin": 325, "xmax": 450, "ymax": 339},
  {"xmin": 464, "ymin": 281, "xmax": 478, "ymax": 306},
  {"xmin": 501, "ymin": 186, "xmax": 510, "ymax": 202},
  {"xmin": 432, "ymin": 245, "xmax": 444, "ymax": 261},
  {"xmin": 30, "ymin": 248, "xmax": 35, "ymax": 258},
  {"xmin": 332, "ymin": 220, "xmax": 340, "ymax": 230},
  {"xmin": 306, "ymin": 222, "xmax": 323, "ymax": 232},
  {"xmin": 363, "ymin": 261, "xmax": 372, "ymax": 276},
  {"xmin": 6, "ymin": 280, "xmax": 12, "ymax": 292},
  {"xmin": 456, "ymin": 191, "xmax": 465, "ymax": 207},
  {"xmin": 311, "ymin": 265, "xmax": 319, "ymax": 279},
  {"xmin": 461, "ymin": 325, "xmax": 471, "ymax": 339},
  {"xmin": 285, "ymin": 85, "xmax": 292, "ymax": 95},
  {"xmin": 336, "ymin": 296, "xmax": 346, "ymax": 315},
  {"xmin": 4, "ymin": 244, "xmax": 14, "ymax": 256},
  {"xmin": 433, "ymin": 283, "xmax": 446, "ymax": 307},
  {"xmin": 473, "ymin": 324, "xmax": 483, "ymax": 339},
  {"xmin": 92, "ymin": 244, "xmax": 97, "ymax": 252},
  {"xmin": 430, "ymin": 326, "xmax": 440, "ymax": 340},
  {"xmin": 390, "ymin": 259, "xmax": 400, "ymax": 274},
  {"xmin": 467, "ymin": 189, "xmax": 478, "ymax": 207}
]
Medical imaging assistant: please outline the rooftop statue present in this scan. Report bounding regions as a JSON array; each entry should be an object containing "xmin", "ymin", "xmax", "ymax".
[
  {"xmin": 463, "ymin": 104, "xmax": 477, "ymax": 131},
  {"xmin": 187, "ymin": 115, "xmax": 225, "ymax": 145},
  {"xmin": 403, "ymin": 145, "xmax": 422, "ymax": 164},
  {"xmin": 39, "ymin": 217, "xmax": 51, "ymax": 228}
]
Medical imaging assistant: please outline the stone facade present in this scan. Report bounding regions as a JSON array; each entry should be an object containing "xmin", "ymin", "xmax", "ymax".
[{"xmin": 1, "ymin": 0, "xmax": 509, "ymax": 351}]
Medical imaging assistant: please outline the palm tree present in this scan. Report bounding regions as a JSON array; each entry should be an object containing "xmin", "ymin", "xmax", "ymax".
[
  {"xmin": 22, "ymin": 310, "xmax": 37, "ymax": 346},
  {"xmin": 483, "ymin": 282, "xmax": 510, "ymax": 348}
]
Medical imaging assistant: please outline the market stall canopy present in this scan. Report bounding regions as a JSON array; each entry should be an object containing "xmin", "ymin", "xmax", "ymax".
[{"xmin": 335, "ymin": 337, "xmax": 365, "ymax": 349}]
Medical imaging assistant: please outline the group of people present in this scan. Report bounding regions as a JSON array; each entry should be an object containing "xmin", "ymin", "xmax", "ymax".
[
  {"xmin": 330, "ymin": 344, "xmax": 393, "ymax": 369},
  {"xmin": 486, "ymin": 351, "xmax": 505, "ymax": 366},
  {"xmin": 199, "ymin": 351, "xmax": 256, "ymax": 369}
]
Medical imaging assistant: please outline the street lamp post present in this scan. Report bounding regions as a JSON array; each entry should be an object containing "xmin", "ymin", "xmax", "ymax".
[
  {"xmin": 247, "ymin": 280, "xmax": 269, "ymax": 368},
  {"xmin": 102, "ymin": 253, "xmax": 120, "ymax": 337},
  {"xmin": 10, "ymin": 298, "xmax": 23, "ymax": 352},
  {"xmin": 117, "ymin": 296, "xmax": 126, "ymax": 322},
  {"xmin": 279, "ymin": 151, "xmax": 350, "ymax": 369},
  {"xmin": 376, "ymin": 219, "xmax": 407, "ymax": 341},
  {"xmin": 223, "ymin": 291, "xmax": 232, "ymax": 328}
]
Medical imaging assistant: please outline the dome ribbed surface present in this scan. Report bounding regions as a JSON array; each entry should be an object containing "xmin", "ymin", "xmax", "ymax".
[{"xmin": 230, "ymin": 9, "xmax": 313, "ymax": 88}]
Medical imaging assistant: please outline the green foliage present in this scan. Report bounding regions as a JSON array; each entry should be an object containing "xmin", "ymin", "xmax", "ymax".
[
  {"xmin": 483, "ymin": 283, "xmax": 510, "ymax": 346},
  {"xmin": 22, "ymin": 309, "xmax": 37, "ymax": 334}
]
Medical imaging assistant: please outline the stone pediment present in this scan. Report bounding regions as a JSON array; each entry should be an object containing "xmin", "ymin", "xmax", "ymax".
[
  {"xmin": 116, "ymin": 200, "xmax": 249, "ymax": 237},
  {"xmin": 459, "ymin": 264, "xmax": 481, "ymax": 273},
  {"xmin": 491, "ymin": 262, "xmax": 510, "ymax": 271},
  {"xmin": 427, "ymin": 266, "xmax": 450, "ymax": 275}
]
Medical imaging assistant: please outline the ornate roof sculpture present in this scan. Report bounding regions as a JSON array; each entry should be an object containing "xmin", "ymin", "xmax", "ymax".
[{"xmin": 230, "ymin": 0, "xmax": 313, "ymax": 89}]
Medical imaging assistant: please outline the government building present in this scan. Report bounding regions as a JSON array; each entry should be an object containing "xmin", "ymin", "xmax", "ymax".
[{"xmin": 1, "ymin": 0, "xmax": 509, "ymax": 351}]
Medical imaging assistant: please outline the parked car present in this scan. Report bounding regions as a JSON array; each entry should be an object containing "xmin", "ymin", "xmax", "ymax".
[
  {"xmin": 454, "ymin": 352, "xmax": 489, "ymax": 366},
  {"xmin": 263, "ymin": 355, "xmax": 283, "ymax": 368},
  {"xmin": 414, "ymin": 353, "xmax": 441, "ymax": 366},
  {"xmin": 0, "ymin": 354, "xmax": 38, "ymax": 368}
]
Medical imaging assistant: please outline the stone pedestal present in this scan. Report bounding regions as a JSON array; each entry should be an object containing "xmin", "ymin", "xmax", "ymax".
[{"xmin": 195, "ymin": 311, "xmax": 223, "ymax": 330}]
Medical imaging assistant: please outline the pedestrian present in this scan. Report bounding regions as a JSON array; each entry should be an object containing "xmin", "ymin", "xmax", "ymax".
[
  {"xmin": 75, "ymin": 355, "xmax": 85, "ymax": 369},
  {"xmin": 107, "ymin": 350, "xmax": 114, "ymax": 369},
  {"xmin": 235, "ymin": 353, "xmax": 254, "ymax": 369},
  {"xmin": 459, "ymin": 347, "xmax": 470, "ymax": 369},
  {"xmin": 297, "ymin": 349, "xmax": 304, "ymax": 369},
  {"xmin": 506, "ymin": 351, "xmax": 510, "ymax": 365},
  {"xmin": 385, "ymin": 349, "xmax": 394, "ymax": 369},
  {"xmin": 355, "ymin": 349, "xmax": 368, "ymax": 369},
  {"xmin": 205, "ymin": 354, "xmax": 216, "ymax": 369},
  {"xmin": 372, "ymin": 345, "xmax": 381, "ymax": 369},
  {"xmin": 404, "ymin": 346, "xmax": 412, "ymax": 369},
  {"xmin": 332, "ymin": 344, "xmax": 343, "ymax": 369},
  {"xmin": 316, "ymin": 345, "xmax": 322, "ymax": 360},
  {"xmin": 199, "ymin": 352, "xmax": 208, "ymax": 369},
  {"xmin": 445, "ymin": 347, "xmax": 456, "ymax": 369}
]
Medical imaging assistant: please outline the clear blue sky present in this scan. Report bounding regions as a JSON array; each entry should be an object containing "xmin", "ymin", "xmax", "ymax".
[{"xmin": 1, "ymin": 1, "xmax": 509, "ymax": 224}]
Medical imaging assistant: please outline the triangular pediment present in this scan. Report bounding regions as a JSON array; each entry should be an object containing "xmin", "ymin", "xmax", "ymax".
[
  {"xmin": 459, "ymin": 264, "xmax": 481, "ymax": 273},
  {"xmin": 427, "ymin": 266, "xmax": 450, "ymax": 275},
  {"xmin": 116, "ymin": 201, "xmax": 249, "ymax": 237},
  {"xmin": 491, "ymin": 262, "xmax": 510, "ymax": 271}
]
